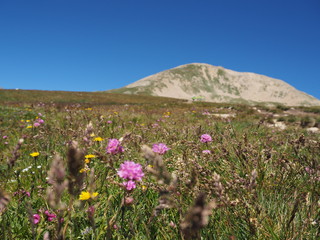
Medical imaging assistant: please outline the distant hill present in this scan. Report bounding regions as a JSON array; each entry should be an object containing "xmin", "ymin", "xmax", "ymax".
[{"xmin": 108, "ymin": 63, "xmax": 320, "ymax": 106}]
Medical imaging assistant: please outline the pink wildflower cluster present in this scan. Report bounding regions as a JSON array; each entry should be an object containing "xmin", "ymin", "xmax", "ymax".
[
  {"xmin": 33, "ymin": 118, "xmax": 44, "ymax": 127},
  {"xmin": 33, "ymin": 214, "xmax": 40, "ymax": 224},
  {"xmin": 200, "ymin": 134, "xmax": 212, "ymax": 143},
  {"xmin": 2, "ymin": 135, "xmax": 8, "ymax": 145},
  {"xmin": 117, "ymin": 161, "xmax": 144, "ymax": 191},
  {"xmin": 44, "ymin": 210, "xmax": 57, "ymax": 222},
  {"xmin": 202, "ymin": 111, "xmax": 210, "ymax": 115},
  {"xmin": 32, "ymin": 210, "xmax": 57, "ymax": 224},
  {"xmin": 13, "ymin": 189, "xmax": 30, "ymax": 197},
  {"xmin": 152, "ymin": 143, "xmax": 170, "ymax": 155},
  {"xmin": 202, "ymin": 150, "xmax": 211, "ymax": 154},
  {"xmin": 106, "ymin": 139, "xmax": 124, "ymax": 155}
]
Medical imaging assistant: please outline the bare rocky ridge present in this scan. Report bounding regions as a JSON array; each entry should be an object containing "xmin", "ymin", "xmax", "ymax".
[{"xmin": 108, "ymin": 63, "xmax": 320, "ymax": 106}]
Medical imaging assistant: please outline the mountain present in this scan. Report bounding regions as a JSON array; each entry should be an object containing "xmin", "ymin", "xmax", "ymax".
[{"xmin": 108, "ymin": 63, "xmax": 320, "ymax": 106}]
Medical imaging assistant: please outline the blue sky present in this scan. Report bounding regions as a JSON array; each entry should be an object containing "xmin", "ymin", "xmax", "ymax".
[{"xmin": 0, "ymin": 0, "xmax": 319, "ymax": 99}]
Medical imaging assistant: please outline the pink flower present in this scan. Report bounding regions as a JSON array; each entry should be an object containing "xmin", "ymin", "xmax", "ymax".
[
  {"xmin": 87, "ymin": 206, "xmax": 95, "ymax": 219},
  {"xmin": 106, "ymin": 139, "xmax": 124, "ymax": 155},
  {"xmin": 202, "ymin": 150, "xmax": 211, "ymax": 154},
  {"xmin": 37, "ymin": 118, "xmax": 44, "ymax": 124},
  {"xmin": 123, "ymin": 180, "xmax": 136, "ymax": 191},
  {"xmin": 152, "ymin": 123, "xmax": 159, "ymax": 128},
  {"xmin": 2, "ymin": 136, "xmax": 7, "ymax": 139},
  {"xmin": 152, "ymin": 143, "xmax": 170, "ymax": 155},
  {"xmin": 107, "ymin": 120, "xmax": 112, "ymax": 124},
  {"xmin": 124, "ymin": 197, "xmax": 134, "ymax": 205},
  {"xmin": 169, "ymin": 221, "xmax": 176, "ymax": 228},
  {"xmin": 200, "ymin": 134, "xmax": 212, "ymax": 143},
  {"xmin": 202, "ymin": 111, "xmax": 210, "ymax": 115},
  {"xmin": 117, "ymin": 161, "xmax": 144, "ymax": 181},
  {"xmin": 33, "ymin": 214, "xmax": 40, "ymax": 224},
  {"xmin": 33, "ymin": 122, "xmax": 41, "ymax": 127},
  {"xmin": 44, "ymin": 210, "xmax": 56, "ymax": 222}
]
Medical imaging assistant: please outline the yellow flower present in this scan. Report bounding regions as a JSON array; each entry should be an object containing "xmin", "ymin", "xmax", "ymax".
[
  {"xmin": 85, "ymin": 108, "xmax": 92, "ymax": 111},
  {"xmin": 79, "ymin": 164, "xmax": 90, "ymax": 173},
  {"xmin": 21, "ymin": 120, "xmax": 25, "ymax": 122},
  {"xmin": 79, "ymin": 191, "xmax": 91, "ymax": 200},
  {"xmin": 26, "ymin": 120, "xmax": 31, "ymax": 123},
  {"xmin": 79, "ymin": 191, "xmax": 99, "ymax": 200},
  {"xmin": 90, "ymin": 133, "xmax": 95, "ymax": 137},
  {"xmin": 85, "ymin": 154, "xmax": 96, "ymax": 159},
  {"xmin": 141, "ymin": 185, "xmax": 147, "ymax": 191},
  {"xmin": 26, "ymin": 125, "xmax": 33, "ymax": 129},
  {"xmin": 30, "ymin": 152, "xmax": 40, "ymax": 157},
  {"xmin": 85, "ymin": 159, "xmax": 90, "ymax": 164},
  {"xmin": 94, "ymin": 137, "xmax": 103, "ymax": 142}
]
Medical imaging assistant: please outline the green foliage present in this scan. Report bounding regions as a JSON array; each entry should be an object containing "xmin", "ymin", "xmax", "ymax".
[
  {"xmin": 300, "ymin": 116, "xmax": 315, "ymax": 128},
  {"xmin": 276, "ymin": 104, "xmax": 290, "ymax": 111},
  {"xmin": 217, "ymin": 68, "xmax": 226, "ymax": 77}
]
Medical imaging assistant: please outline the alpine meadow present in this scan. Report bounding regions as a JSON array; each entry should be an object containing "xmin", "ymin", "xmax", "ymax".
[{"xmin": 0, "ymin": 89, "xmax": 319, "ymax": 239}]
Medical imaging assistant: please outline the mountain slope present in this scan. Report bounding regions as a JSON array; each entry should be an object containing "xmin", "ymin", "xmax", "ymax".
[{"xmin": 108, "ymin": 63, "xmax": 320, "ymax": 106}]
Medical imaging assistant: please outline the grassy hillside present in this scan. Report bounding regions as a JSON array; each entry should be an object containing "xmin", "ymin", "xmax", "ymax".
[
  {"xmin": 0, "ymin": 89, "xmax": 319, "ymax": 239},
  {"xmin": 0, "ymin": 89, "xmax": 186, "ymax": 106}
]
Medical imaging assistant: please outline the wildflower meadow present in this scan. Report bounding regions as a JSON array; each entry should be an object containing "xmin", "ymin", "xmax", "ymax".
[{"xmin": 0, "ymin": 89, "xmax": 319, "ymax": 239}]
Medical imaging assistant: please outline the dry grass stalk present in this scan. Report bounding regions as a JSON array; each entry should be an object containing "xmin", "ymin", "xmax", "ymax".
[
  {"xmin": 46, "ymin": 154, "xmax": 68, "ymax": 209},
  {"xmin": 142, "ymin": 145, "xmax": 172, "ymax": 185},
  {"xmin": 142, "ymin": 145, "xmax": 178, "ymax": 221},
  {"xmin": 67, "ymin": 141, "xmax": 85, "ymax": 196},
  {"xmin": 8, "ymin": 138, "xmax": 24, "ymax": 168},
  {"xmin": 83, "ymin": 121, "xmax": 94, "ymax": 146},
  {"xmin": 180, "ymin": 193, "xmax": 216, "ymax": 240},
  {"xmin": 43, "ymin": 231, "xmax": 50, "ymax": 240},
  {"xmin": 46, "ymin": 155, "xmax": 67, "ymax": 240},
  {"xmin": 0, "ymin": 189, "xmax": 10, "ymax": 215}
]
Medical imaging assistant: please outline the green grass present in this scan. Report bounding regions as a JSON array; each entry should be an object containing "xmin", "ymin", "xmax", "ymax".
[{"xmin": 0, "ymin": 89, "xmax": 319, "ymax": 239}]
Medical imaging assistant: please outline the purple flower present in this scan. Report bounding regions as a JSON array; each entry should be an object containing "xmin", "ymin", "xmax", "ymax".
[
  {"xmin": 117, "ymin": 161, "xmax": 144, "ymax": 181},
  {"xmin": 2, "ymin": 136, "xmax": 7, "ymax": 139},
  {"xmin": 202, "ymin": 150, "xmax": 211, "ymax": 154},
  {"xmin": 106, "ymin": 139, "xmax": 124, "ymax": 155},
  {"xmin": 152, "ymin": 143, "xmax": 170, "ymax": 155},
  {"xmin": 44, "ymin": 210, "xmax": 56, "ymax": 222},
  {"xmin": 200, "ymin": 134, "xmax": 212, "ymax": 143},
  {"xmin": 123, "ymin": 180, "xmax": 136, "ymax": 191},
  {"xmin": 33, "ymin": 214, "xmax": 40, "ymax": 224}
]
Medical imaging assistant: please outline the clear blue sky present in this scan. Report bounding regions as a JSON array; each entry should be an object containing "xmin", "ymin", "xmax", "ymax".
[{"xmin": 1, "ymin": 0, "xmax": 319, "ymax": 99}]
